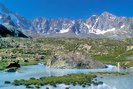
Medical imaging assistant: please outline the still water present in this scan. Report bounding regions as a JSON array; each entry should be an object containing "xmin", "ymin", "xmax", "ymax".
[{"xmin": 0, "ymin": 64, "xmax": 133, "ymax": 89}]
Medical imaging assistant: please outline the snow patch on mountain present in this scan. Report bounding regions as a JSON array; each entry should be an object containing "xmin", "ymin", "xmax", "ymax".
[
  {"xmin": 84, "ymin": 23, "xmax": 91, "ymax": 29},
  {"xmin": 60, "ymin": 28, "xmax": 70, "ymax": 33},
  {"xmin": 92, "ymin": 15, "xmax": 97, "ymax": 17},
  {"xmin": 90, "ymin": 28, "xmax": 116, "ymax": 34},
  {"xmin": 120, "ymin": 25, "xmax": 125, "ymax": 29}
]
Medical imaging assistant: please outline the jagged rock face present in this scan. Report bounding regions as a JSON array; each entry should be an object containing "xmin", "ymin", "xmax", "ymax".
[
  {"xmin": 0, "ymin": 3, "xmax": 133, "ymax": 39},
  {"xmin": 31, "ymin": 18, "xmax": 74, "ymax": 34},
  {"xmin": 30, "ymin": 12, "xmax": 130, "ymax": 36},
  {"xmin": 47, "ymin": 53, "xmax": 106, "ymax": 69},
  {"xmin": 0, "ymin": 3, "xmax": 32, "ymax": 30},
  {"xmin": 32, "ymin": 18, "xmax": 49, "ymax": 33}
]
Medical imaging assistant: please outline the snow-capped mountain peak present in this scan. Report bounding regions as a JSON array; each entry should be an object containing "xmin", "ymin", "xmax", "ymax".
[{"xmin": 0, "ymin": 3, "xmax": 132, "ymax": 39}]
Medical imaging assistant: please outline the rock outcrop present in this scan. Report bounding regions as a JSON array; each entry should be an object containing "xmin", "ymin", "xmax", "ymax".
[
  {"xmin": 5, "ymin": 61, "xmax": 20, "ymax": 72},
  {"xmin": 6, "ymin": 62, "xmax": 20, "ymax": 68},
  {"xmin": 47, "ymin": 53, "xmax": 106, "ymax": 69}
]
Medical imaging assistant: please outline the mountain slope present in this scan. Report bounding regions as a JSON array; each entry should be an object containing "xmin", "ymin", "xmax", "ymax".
[{"xmin": 0, "ymin": 24, "xmax": 28, "ymax": 38}]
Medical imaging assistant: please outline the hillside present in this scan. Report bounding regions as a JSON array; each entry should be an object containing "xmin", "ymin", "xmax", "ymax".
[{"xmin": 0, "ymin": 37, "xmax": 133, "ymax": 69}]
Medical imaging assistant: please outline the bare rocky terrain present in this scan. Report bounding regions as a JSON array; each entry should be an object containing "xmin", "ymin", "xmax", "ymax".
[{"xmin": 47, "ymin": 53, "xmax": 106, "ymax": 69}]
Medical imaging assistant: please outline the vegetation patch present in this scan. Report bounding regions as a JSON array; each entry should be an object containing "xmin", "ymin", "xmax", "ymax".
[
  {"xmin": 0, "ymin": 60, "xmax": 8, "ymax": 70},
  {"xmin": 90, "ymin": 72, "xmax": 128, "ymax": 76},
  {"xmin": 11, "ymin": 73, "xmax": 103, "ymax": 88},
  {"xmin": 4, "ymin": 81, "xmax": 11, "ymax": 84}
]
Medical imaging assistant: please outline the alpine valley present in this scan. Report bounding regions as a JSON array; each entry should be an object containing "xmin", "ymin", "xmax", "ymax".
[{"xmin": 0, "ymin": 2, "xmax": 133, "ymax": 89}]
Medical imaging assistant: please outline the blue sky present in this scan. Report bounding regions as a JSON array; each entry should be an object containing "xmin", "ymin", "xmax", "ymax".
[{"xmin": 0, "ymin": 0, "xmax": 133, "ymax": 19}]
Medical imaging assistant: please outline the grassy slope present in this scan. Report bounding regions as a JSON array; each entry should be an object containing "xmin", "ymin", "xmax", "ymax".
[{"xmin": 0, "ymin": 37, "xmax": 133, "ymax": 70}]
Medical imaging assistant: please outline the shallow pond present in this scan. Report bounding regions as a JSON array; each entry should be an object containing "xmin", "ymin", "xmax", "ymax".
[{"xmin": 0, "ymin": 64, "xmax": 133, "ymax": 89}]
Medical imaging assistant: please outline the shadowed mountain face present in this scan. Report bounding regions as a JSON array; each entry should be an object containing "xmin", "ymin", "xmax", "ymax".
[
  {"xmin": 0, "ymin": 3, "xmax": 133, "ymax": 39},
  {"xmin": 0, "ymin": 24, "xmax": 28, "ymax": 38},
  {"xmin": 0, "ymin": 24, "xmax": 12, "ymax": 37}
]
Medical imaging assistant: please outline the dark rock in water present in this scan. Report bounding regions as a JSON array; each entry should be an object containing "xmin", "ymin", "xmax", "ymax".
[
  {"xmin": 6, "ymin": 61, "xmax": 20, "ymax": 68},
  {"xmin": 47, "ymin": 53, "xmax": 106, "ymax": 69},
  {"xmin": 5, "ymin": 61, "xmax": 20, "ymax": 72},
  {"xmin": 4, "ymin": 67, "xmax": 18, "ymax": 72},
  {"xmin": 4, "ymin": 81, "xmax": 11, "ymax": 84}
]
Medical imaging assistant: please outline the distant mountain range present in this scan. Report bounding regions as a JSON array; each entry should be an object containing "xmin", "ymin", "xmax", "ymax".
[{"xmin": 0, "ymin": 3, "xmax": 133, "ymax": 39}]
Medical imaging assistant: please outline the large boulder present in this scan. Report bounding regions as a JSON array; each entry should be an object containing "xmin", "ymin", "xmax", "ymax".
[
  {"xmin": 47, "ymin": 53, "xmax": 106, "ymax": 69},
  {"xmin": 5, "ymin": 61, "xmax": 20, "ymax": 72},
  {"xmin": 6, "ymin": 61, "xmax": 20, "ymax": 68}
]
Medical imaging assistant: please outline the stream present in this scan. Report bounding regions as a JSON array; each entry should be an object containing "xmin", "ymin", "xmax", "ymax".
[{"xmin": 0, "ymin": 64, "xmax": 133, "ymax": 89}]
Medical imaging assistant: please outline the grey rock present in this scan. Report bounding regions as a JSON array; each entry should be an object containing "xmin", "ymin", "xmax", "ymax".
[{"xmin": 47, "ymin": 53, "xmax": 106, "ymax": 69}]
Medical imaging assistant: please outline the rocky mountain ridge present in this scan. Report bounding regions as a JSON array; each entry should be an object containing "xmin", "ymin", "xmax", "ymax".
[{"xmin": 0, "ymin": 3, "xmax": 133, "ymax": 39}]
